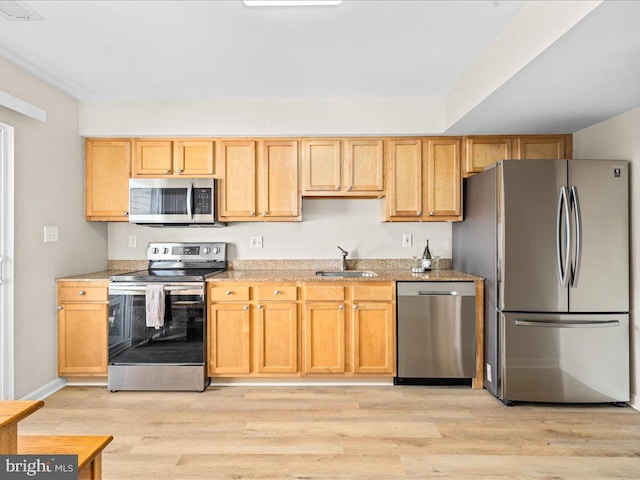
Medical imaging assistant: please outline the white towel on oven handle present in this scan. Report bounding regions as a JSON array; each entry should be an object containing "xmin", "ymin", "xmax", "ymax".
[{"xmin": 145, "ymin": 284, "xmax": 165, "ymax": 329}]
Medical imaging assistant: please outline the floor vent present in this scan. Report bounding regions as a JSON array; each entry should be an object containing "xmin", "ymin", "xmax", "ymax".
[{"xmin": 0, "ymin": 1, "xmax": 43, "ymax": 21}]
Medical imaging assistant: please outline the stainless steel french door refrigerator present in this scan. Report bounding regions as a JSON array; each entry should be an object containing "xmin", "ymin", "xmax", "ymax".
[{"xmin": 453, "ymin": 159, "xmax": 629, "ymax": 404}]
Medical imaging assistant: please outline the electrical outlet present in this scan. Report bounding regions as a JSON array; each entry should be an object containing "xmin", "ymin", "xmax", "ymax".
[
  {"xmin": 250, "ymin": 236, "xmax": 263, "ymax": 248},
  {"xmin": 128, "ymin": 235, "xmax": 137, "ymax": 248},
  {"xmin": 43, "ymin": 225, "xmax": 59, "ymax": 243},
  {"xmin": 402, "ymin": 234, "xmax": 412, "ymax": 247},
  {"xmin": 486, "ymin": 363, "xmax": 492, "ymax": 383}
]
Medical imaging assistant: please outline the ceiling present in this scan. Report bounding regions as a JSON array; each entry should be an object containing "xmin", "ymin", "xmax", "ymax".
[{"xmin": 1, "ymin": 0, "xmax": 639, "ymax": 134}]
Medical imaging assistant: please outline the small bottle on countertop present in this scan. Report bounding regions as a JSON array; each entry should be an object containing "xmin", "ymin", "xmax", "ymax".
[{"xmin": 422, "ymin": 239, "xmax": 432, "ymax": 271}]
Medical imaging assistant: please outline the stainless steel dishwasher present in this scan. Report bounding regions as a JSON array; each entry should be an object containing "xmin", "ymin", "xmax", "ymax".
[{"xmin": 395, "ymin": 282, "xmax": 476, "ymax": 385}]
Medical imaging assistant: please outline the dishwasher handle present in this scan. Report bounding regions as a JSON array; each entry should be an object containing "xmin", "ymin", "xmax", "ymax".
[{"xmin": 416, "ymin": 291, "xmax": 462, "ymax": 296}]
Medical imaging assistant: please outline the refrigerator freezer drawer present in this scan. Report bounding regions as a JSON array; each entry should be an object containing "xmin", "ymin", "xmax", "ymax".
[{"xmin": 500, "ymin": 312, "xmax": 629, "ymax": 403}]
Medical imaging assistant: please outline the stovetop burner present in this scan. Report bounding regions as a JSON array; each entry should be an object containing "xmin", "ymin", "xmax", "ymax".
[{"xmin": 109, "ymin": 242, "xmax": 227, "ymax": 283}]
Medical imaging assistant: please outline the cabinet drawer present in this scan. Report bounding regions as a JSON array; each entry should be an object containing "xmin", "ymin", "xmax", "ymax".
[
  {"xmin": 210, "ymin": 286, "xmax": 251, "ymax": 302},
  {"xmin": 353, "ymin": 285, "xmax": 394, "ymax": 301},
  {"xmin": 256, "ymin": 286, "xmax": 297, "ymax": 301},
  {"xmin": 58, "ymin": 286, "xmax": 107, "ymax": 303},
  {"xmin": 305, "ymin": 286, "xmax": 345, "ymax": 301}
]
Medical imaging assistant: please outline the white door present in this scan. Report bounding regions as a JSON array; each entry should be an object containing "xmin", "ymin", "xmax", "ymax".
[{"xmin": 0, "ymin": 122, "xmax": 14, "ymax": 400}]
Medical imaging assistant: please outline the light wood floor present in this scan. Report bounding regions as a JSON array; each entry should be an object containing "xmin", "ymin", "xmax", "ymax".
[{"xmin": 18, "ymin": 386, "xmax": 640, "ymax": 479}]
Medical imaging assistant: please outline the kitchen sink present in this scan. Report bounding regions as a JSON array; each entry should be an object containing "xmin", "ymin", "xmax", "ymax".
[{"xmin": 315, "ymin": 270, "xmax": 378, "ymax": 278}]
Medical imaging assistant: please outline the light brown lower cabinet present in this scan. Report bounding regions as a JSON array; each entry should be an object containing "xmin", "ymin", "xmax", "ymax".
[
  {"xmin": 256, "ymin": 302, "xmax": 298, "ymax": 373},
  {"xmin": 208, "ymin": 281, "xmax": 396, "ymax": 378},
  {"xmin": 352, "ymin": 302, "xmax": 394, "ymax": 374},
  {"xmin": 302, "ymin": 282, "xmax": 395, "ymax": 376},
  {"xmin": 208, "ymin": 303, "xmax": 252, "ymax": 375},
  {"xmin": 304, "ymin": 302, "xmax": 346, "ymax": 373},
  {"xmin": 208, "ymin": 283, "xmax": 300, "ymax": 377},
  {"xmin": 57, "ymin": 281, "xmax": 108, "ymax": 376}
]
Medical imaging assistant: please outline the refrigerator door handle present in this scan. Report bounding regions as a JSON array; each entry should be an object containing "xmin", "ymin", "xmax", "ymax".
[
  {"xmin": 515, "ymin": 319, "xmax": 620, "ymax": 328},
  {"xmin": 570, "ymin": 186, "xmax": 582, "ymax": 288},
  {"xmin": 556, "ymin": 186, "xmax": 571, "ymax": 287}
]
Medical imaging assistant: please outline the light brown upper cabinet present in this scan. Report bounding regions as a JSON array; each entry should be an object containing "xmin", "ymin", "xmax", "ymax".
[
  {"xmin": 514, "ymin": 135, "xmax": 570, "ymax": 160},
  {"xmin": 302, "ymin": 139, "xmax": 384, "ymax": 196},
  {"xmin": 133, "ymin": 139, "xmax": 215, "ymax": 177},
  {"xmin": 463, "ymin": 134, "xmax": 572, "ymax": 177},
  {"xmin": 218, "ymin": 139, "xmax": 300, "ymax": 222},
  {"xmin": 426, "ymin": 138, "xmax": 461, "ymax": 219},
  {"xmin": 386, "ymin": 138, "xmax": 423, "ymax": 218},
  {"xmin": 463, "ymin": 136, "xmax": 512, "ymax": 177},
  {"xmin": 385, "ymin": 137, "xmax": 462, "ymax": 222},
  {"xmin": 85, "ymin": 139, "xmax": 131, "ymax": 221}
]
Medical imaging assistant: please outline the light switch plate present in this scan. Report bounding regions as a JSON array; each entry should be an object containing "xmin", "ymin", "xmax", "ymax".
[
  {"xmin": 250, "ymin": 236, "xmax": 263, "ymax": 248},
  {"xmin": 44, "ymin": 225, "xmax": 59, "ymax": 243}
]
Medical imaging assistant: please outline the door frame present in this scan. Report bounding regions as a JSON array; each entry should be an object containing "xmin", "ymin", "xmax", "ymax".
[{"xmin": 0, "ymin": 122, "xmax": 15, "ymax": 400}]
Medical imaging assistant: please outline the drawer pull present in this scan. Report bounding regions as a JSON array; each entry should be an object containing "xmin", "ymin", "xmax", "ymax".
[
  {"xmin": 353, "ymin": 304, "xmax": 358, "ymax": 310},
  {"xmin": 57, "ymin": 306, "xmax": 63, "ymax": 310},
  {"xmin": 339, "ymin": 304, "xmax": 344, "ymax": 310},
  {"xmin": 78, "ymin": 291, "xmax": 86, "ymax": 296},
  {"xmin": 258, "ymin": 304, "xmax": 263, "ymax": 309},
  {"xmin": 274, "ymin": 290, "xmax": 280, "ymax": 295}
]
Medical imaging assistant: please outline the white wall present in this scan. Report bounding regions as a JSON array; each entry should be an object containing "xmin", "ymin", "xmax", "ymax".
[
  {"xmin": 80, "ymin": 98, "xmax": 443, "ymax": 137},
  {"xmin": 109, "ymin": 199, "xmax": 452, "ymax": 260},
  {"xmin": 573, "ymin": 106, "xmax": 640, "ymax": 407},
  {"xmin": 0, "ymin": 57, "xmax": 108, "ymax": 399}
]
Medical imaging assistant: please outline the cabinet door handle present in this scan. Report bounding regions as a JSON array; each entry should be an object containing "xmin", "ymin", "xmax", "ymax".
[
  {"xmin": 348, "ymin": 185, "xmax": 353, "ymax": 191},
  {"xmin": 243, "ymin": 305, "xmax": 249, "ymax": 311},
  {"xmin": 429, "ymin": 211, "xmax": 435, "ymax": 216},
  {"xmin": 274, "ymin": 290, "xmax": 280, "ymax": 295},
  {"xmin": 335, "ymin": 185, "xmax": 340, "ymax": 190},
  {"xmin": 263, "ymin": 211, "xmax": 268, "ymax": 216},
  {"xmin": 417, "ymin": 211, "xmax": 422, "ymax": 216},
  {"xmin": 257, "ymin": 304, "xmax": 263, "ymax": 309},
  {"xmin": 177, "ymin": 169, "xmax": 183, "ymax": 174},
  {"xmin": 123, "ymin": 211, "xmax": 129, "ymax": 216},
  {"xmin": 250, "ymin": 211, "xmax": 255, "ymax": 217},
  {"xmin": 165, "ymin": 169, "xmax": 171, "ymax": 174},
  {"xmin": 226, "ymin": 291, "xmax": 232, "ymax": 296},
  {"xmin": 57, "ymin": 306, "xmax": 63, "ymax": 310},
  {"xmin": 339, "ymin": 304, "xmax": 344, "ymax": 310},
  {"xmin": 353, "ymin": 304, "xmax": 358, "ymax": 310},
  {"xmin": 78, "ymin": 291, "xmax": 86, "ymax": 296}
]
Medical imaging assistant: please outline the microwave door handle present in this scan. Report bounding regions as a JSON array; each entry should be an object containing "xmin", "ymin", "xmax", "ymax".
[{"xmin": 187, "ymin": 182, "xmax": 193, "ymax": 219}]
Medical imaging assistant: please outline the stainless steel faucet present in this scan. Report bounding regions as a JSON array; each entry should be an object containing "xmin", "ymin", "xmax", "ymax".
[{"xmin": 337, "ymin": 246, "xmax": 348, "ymax": 271}]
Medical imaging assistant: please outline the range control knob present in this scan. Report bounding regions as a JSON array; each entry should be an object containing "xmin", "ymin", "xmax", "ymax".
[
  {"xmin": 162, "ymin": 248, "xmax": 169, "ymax": 254},
  {"xmin": 203, "ymin": 247, "xmax": 211, "ymax": 254},
  {"xmin": 212, "ymin": 247, "xmax": 220, "ymax": 254},
  {"xmin": 152, "ymin": 247, "xmax": 159, "ymax": 254}
]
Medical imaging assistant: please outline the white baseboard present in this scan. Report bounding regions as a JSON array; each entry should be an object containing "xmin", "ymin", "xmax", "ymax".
[
  {"xmin": 630, "ymin": 393, "xmax": 639, "ymax": 411},
  {"xmin": 20, "ymin": 377, "xmax": 66, "ymax": 401}
]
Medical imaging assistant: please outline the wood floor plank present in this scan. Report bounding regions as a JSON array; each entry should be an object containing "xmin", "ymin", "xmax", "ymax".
[{"xmin": 16, "ymin": 386, "xmax": 640, "ymax": 480}]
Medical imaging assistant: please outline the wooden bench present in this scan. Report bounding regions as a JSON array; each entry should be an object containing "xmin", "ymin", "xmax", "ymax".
[
  {"xmin": 18, "ymin": 435, "xmax": 113, "ymax": 480},
  {"xmin": 0, "ymin": 401, "xmax": 44, "ymax": 453}
]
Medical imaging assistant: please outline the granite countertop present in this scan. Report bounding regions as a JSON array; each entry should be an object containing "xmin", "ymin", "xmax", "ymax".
[
  {"xmin": 209, "ymin": 268, "xmax": 480, "ymax": 282},
  {"xmin": 56, "ymin": 268, "xmax": 481, "ymax": 283},
  {"xmin": 56, "ymin": 270, "xmax": 131, "ymax": 282}
]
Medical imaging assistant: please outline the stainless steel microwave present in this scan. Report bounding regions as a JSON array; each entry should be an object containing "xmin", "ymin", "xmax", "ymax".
[{"xmin": 128, "ymin": 178, "xmax": 226, "ymax": 226}]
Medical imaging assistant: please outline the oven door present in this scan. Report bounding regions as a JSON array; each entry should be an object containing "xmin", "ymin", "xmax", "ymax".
[
  {"xmin": 128, "ymin": 178, "xmax": 217, "ymax": 224},
  {"xmin": 108, "ymin": 283, "xmax": 206, "ymax": 365}
]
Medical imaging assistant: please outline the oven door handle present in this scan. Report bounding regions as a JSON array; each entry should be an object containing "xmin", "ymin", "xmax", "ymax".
[{"xmin": 109, "ymin": 284, "xmax": 204, "ymax": 295}]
